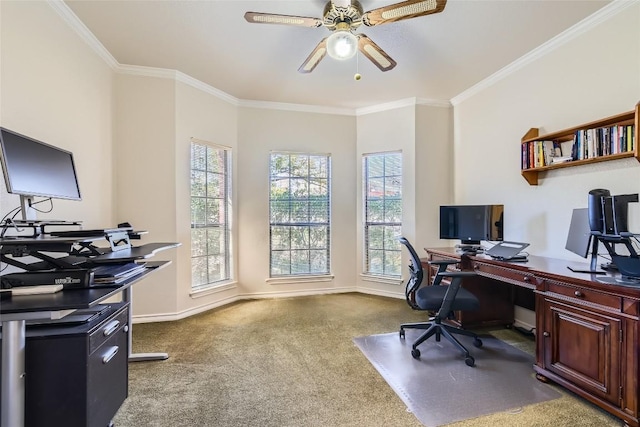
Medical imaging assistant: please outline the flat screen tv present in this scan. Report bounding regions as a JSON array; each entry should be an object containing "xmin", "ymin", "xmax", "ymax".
[
  {"xmin": 0, "ymin": 127, "xmax": 81, "ymax": 220},
  {"xmin": 439, "ymin": 204, "xmax": 504, "ymax": 247}
]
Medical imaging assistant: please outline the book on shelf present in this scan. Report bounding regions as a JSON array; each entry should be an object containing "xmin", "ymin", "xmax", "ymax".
[{"xmin": 550, "ymin": 156, "xmax": 573, "ymax": 164}]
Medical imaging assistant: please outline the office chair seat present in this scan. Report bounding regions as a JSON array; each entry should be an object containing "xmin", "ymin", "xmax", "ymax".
[
  {"xmin": 415, "ymin": 285, "xmax": 480, "ymax": 312},
  {"xmin": 398, "ymin": 237, "xmax": 483, "ymax": 367}
]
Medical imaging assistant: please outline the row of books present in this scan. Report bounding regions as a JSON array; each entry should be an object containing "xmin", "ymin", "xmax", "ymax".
[
  {"xmin": 522, "ymin": 124, "xmax": 635, "ymax": 170},
  {"xmin": 521, "ymin": 140, "xmax": 566, "ymax": 169},
  {"xmin": 572, "ymin": 124, "xmax": 635, "ymax": 160}
]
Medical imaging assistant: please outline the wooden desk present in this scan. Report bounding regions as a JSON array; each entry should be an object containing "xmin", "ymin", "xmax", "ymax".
[{"xmin": 425, "ymin": 247, "xmax": 640, "ymax": 427}]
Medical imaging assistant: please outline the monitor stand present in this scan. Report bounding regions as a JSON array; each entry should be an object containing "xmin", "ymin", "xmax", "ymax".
[
  {"xmin": 456, "ymin": 244, "xmax": 483, "ymax": 255},
  {"xmin": 567, "ymin": 265, "xmax": 606, "ymax": 274},
  {"xmin": 19, "ymin": 195, "xmax": 37, "ymax": 222}
]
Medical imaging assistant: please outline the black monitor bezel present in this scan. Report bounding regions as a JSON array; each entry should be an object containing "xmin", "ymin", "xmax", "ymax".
[
  {"xmin": 0, "ymin": 127, "xmax": 82, "ymax": 201},
  {"xmin": 439, "ymin": 204, "xmax": 504, "ymax": 245}
]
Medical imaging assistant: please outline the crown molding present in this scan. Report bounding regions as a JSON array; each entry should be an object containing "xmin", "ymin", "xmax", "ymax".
[
  {"xmin": 175, "ymin": 71, "xmax": 239, "ymax": 106},
  {"xmin": 115, "ymin": 64, "xmax": 178, "ymax": 80},
  {"xmin": 356, "ymin": 98, "xmax": 417, "ymax": 116},
  {"xmin": 451, "ymin": 0, "xmax": 637, "ymax": 106},
  {"xmin": 356, "ymin": 98, "xmax": 451, "ymax": 116},
  {"xmin": 47, "ymin": 0, "xmax": 118, "ymax": 69},
  {"xmin": 116, "ymin": 64, "xmax": 240, "ymax": 106},
  {"xmin": 237, "ymin": 99, "xmax": 355, "ymax": 116},
  {"xmin": 416, "ymin": 98, "xmax": 452, "ymax": 108}
]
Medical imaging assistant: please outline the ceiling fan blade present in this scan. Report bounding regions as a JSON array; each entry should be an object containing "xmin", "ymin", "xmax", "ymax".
[
  {"xmin": 362, "ymin": 0, "xmax": 447, "ymax": 27},
  {"xmin": 357, "ymin": 35, "xmax": 397, "ymax": 72},
  {"xmin": 298, "ymin": 38, "xmax": 329, "ymax": 73},
  {"xmin": 244, "ymin": 12, "xmax": 323, "ymax": 28}
]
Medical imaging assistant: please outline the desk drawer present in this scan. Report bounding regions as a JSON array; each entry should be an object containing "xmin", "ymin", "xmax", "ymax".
[
  {"xmin": 473, "ymin": 261, "xmax": 535, "ymax": 289},
  {"xmin": 90, "ymin": 305, "xmax": 128, "ymax": 353},
  {"xmin": 545, "ymin": 280, "xmax": 621, "ymax": 312}
]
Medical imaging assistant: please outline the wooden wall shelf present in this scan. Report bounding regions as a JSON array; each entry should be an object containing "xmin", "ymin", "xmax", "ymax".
[{"xmin": 521, "ymin": 102, "xmax": 639, "ymax": 185}]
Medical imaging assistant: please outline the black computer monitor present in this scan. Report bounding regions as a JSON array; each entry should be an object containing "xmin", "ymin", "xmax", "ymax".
[
  {"xmin": 565, "ymin": 208, "xmax": 605, "ymax": 274},
  {"xmin": 439, "ymin": 204, "xmax": 504, "ymax": 251},
  {"xmin": 566, "ymin": 208, "xmax": 592, "ymax": 258},
  {"xmin": 0, "ymin": 127, "xmax": 81, "ymax": 220}
]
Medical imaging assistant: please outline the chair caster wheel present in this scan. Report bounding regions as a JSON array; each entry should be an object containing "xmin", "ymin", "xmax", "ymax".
[
  {"xmin": 399, "ymin": 329, "xmax": 405, "ymax": 339},
  {"xmin": 411, "ymin": 348, "xmax": 421, "ymax": 359},
  {"xmin": 465, "ymin": 356, "xmax": 475, "ymax": 367},
  {"xmin": 473, "ymin": 338, "xmax": 483, "ymax": 348}
]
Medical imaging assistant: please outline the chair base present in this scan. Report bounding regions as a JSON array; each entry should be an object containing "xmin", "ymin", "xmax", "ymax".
[{"xmin": 399, "ymin": 318, "xmax": 482, "ymax": 367}]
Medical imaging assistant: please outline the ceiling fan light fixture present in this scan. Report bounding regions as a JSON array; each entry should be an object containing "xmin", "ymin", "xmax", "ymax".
[{"xmin": 326, "ymin": 30, "xmax": 358, "ymax": 60}]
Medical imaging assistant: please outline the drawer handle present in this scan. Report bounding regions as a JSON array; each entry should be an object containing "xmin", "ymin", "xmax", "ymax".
[
  {"xmin": 523, "ymin": 276, "xmax": 530, "ymax": 282},
  {"xmin": 103, "ymin": 320, "xmax": 121, "ymax": 337},
  {"xmin": 574, "ymin": 291, "xmax": 584, "ymax": 298},
  {"xmin": 102, "ymin": 346, "xmax": 119, "ymax": 364},
  {"xmin": 543, "ymin": 331, "xmax": 550, "ymax": 337}
]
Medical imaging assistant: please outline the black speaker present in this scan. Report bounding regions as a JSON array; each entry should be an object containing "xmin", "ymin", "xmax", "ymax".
[{"xmin": 588, "ymin": 188, "xmax": 610, "ymax": 232}]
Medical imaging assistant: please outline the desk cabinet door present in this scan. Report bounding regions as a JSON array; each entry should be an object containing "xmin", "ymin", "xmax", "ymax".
[{"xmin": 540, "ymin": 298, "xmax": 621, "ymax": 406}]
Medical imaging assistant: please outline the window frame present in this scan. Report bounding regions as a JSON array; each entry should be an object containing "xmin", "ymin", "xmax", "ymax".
[
  {"xmin": 190, "ymin": 139, "xmax": 232, "ymax": 290},
  {"xmin": 362, "ymin": 151, "xmax": 403, "ymax": 278},
  {"xmin": 269, "ymin": 151, "xmax": 331, "ymax": 278}
]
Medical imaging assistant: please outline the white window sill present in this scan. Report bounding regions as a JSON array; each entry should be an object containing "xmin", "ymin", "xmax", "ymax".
[
  {"xmin": 360, "ymin": 273, "xmax": 403, "ymax": 286},
  {"xmin": 190, "ymin": 281, "xmax": 237, "ymax": 298},
  {"xmin": 266, "ymin": 274, "xmax": 335, "ymax": 285}
]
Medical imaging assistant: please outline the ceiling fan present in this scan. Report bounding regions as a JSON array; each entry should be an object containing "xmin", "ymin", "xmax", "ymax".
[{"xmin": 244, "ymin": 0, "xmax": 447, "ymax": 73}]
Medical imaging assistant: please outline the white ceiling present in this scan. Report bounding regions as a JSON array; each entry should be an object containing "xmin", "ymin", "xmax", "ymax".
[{"xmin": 64, "ymin": 0, "xmax": 611, "ymax": 110}]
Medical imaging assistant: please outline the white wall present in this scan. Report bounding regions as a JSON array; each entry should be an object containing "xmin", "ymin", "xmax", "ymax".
[
  {"xmin": 174, "ymin": 80, "xmax": 239, "ymax": 315},
  {"xmin": 453, "ymin": 2, "xmax": 640, "ymax": 262},
  {"xmin": 237, "ymin": 108, "xmax": 357, "ymax": 297},
  {"xmin": 0, "ymin": 1, "xmax": 113, "ymax": 226},
  {"xmin": 415, "ymin": 104, "xmax": 454, "ymax": 249},
  {"xmin": 113, "ymin": 74, "xmax": 178, "ymax": 317}
]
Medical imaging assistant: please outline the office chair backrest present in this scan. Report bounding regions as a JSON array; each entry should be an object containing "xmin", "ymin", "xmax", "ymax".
[{"xmin": 399, "ymin": 237, "xmax": 423, "ymax": 309}]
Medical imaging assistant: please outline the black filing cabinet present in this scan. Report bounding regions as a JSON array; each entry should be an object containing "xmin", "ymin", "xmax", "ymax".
[{"xmin": 9, "ymin": 302, "xmax": 129, "ymax": 427}]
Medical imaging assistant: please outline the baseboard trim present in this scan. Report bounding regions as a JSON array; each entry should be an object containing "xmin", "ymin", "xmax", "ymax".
[{"xmin": 132, "ymin": 286, "xmax": 358, "ymax": 323}]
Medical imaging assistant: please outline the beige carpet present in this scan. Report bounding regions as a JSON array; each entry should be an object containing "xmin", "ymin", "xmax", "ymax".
[{"xmin": 114, "ymin": 293, "xmax": 624, "ymax": 426}]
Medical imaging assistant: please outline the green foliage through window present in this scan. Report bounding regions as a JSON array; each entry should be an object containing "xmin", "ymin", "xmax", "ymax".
[
  {"xmin": 191, "ymin": 142, "xmax": 231, "ymax": 288},
  {"xmin": 363, "ymin": 152, "xmax": 402, "ymax": 277},
  {"xmin": 270, "ymin": 153, "xmax": 330, "ymax": 276}
]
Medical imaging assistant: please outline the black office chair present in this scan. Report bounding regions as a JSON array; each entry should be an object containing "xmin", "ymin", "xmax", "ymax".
[{"xmin": 398, "ymin": 237, "xmax": 482, "ymax": 367}]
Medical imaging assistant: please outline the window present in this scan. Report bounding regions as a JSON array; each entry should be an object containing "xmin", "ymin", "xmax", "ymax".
[
  {"xmin": 190, "ymin": 141, "xmax": 231, "ymax": 289},
  {"xmin": 269, "ymin": 152, "xmax": 331, "ymax": 277},
  {"xmin": 363, "ymin": 152, "xmax": 402, "ymax": 277}
]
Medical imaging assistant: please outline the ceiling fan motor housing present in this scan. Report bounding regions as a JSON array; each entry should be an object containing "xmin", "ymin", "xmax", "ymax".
[{"xmin": 323, "ymin": 1, "xmax": 364, "ymax": 31}]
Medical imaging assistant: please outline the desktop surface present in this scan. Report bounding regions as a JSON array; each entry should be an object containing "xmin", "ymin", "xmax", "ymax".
[{"xmin": 427, "ymin": 247, "xmax": 636, "ymax": 291}]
